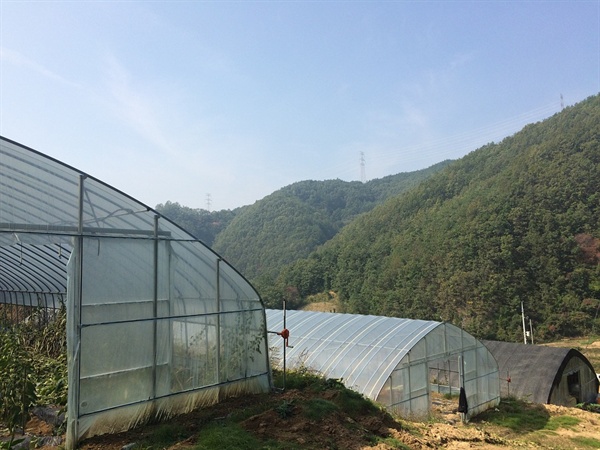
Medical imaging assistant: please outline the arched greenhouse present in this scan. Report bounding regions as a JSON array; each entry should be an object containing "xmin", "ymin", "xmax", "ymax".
[
  {"xmin": 266, "ymin": 309, "xmax": 500, "ymax": 420},
  {"xmin": 483, "ymin": 340, "xmax": 599, "ymax": 405},
  {"xmin": 0, "ymin": 136, "xmax": 272, "ymax": 449}
]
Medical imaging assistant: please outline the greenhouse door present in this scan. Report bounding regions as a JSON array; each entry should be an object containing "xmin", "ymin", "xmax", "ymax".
[{"xmin": 567, "ymin": 371, "xmax": 581, "ymax": 403}]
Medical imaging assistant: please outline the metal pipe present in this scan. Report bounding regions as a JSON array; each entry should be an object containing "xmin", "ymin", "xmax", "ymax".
[{"xmin": 283, "ymin": 300, "xmax": 287, "ymax": 390}]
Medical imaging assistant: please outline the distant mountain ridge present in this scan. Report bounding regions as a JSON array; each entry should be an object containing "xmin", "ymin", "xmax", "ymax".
[
  {"xmin": 211, "ymin": 163, "xmax": 451, "ymax": 280},
  {"xmin": 270, "ymin": 94, "xmax": 600, "ymax": 342},
  {"xmin": 156, "ymin": 161, "xmax": 451, "ymax": 278}
]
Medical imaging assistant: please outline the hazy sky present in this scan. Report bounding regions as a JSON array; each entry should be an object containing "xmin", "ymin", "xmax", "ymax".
[{"xmin": 1, "ymin": 1, "xmax": 599, "ymax": 211}]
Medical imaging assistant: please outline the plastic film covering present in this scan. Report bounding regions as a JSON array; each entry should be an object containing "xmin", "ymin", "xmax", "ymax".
[
  {"xmin": 0, "ymin": 137, "xmax": 271, "ymax": 449},
  {"xmin": 266, "ymin": 310, "xmax": 499, "ymax": 420}
]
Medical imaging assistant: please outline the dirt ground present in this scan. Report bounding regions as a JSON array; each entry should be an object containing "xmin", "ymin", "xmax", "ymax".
[{"xmin": 9, "ymin": 386, "xmax": 598, "ymax": 450}]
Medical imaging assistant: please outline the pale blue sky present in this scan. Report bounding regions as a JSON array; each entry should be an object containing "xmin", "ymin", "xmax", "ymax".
[{"xmin": 1, "ymin": 1, "xmax": 599, "ymax": 210}]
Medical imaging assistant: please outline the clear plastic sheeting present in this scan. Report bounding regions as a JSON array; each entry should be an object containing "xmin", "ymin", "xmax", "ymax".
[
  {"xmin": 0, "ymin": 136, "xmax": 272, "ymax": 449},
  {"xmin": 266, "ymin": 309, "xmax": 499, "ymax": 420}
]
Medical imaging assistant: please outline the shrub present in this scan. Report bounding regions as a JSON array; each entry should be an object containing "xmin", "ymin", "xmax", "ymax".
[{"xmin": 0, "ymin": 329, "xmax": 37, "ymax": 435}]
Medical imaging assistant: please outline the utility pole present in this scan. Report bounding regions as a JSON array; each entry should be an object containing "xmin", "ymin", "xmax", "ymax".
[
  {"xmin": 529, "ymin": 318, "xmax": 534, "ymax": 344},
  {"xmin": 521, "ymin": 301, "xmax": 527, "ymax": 344}
]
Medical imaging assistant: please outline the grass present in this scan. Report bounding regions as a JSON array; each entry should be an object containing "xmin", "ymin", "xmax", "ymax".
[
  {"xmin": 141, "ymin": 419, "xmax": 299, "ymax": 450},
  {"xmin": 338, "ymin": 389, "xmax": 379, "ymax": 415},
  {"xmin": 473, "ymin": 397, "xmax": 551, "ymax": 433},
  {"xmin": 374, "ymin": 438, "xmax": 411, "ymax": 450},
  {"xmin": 543, "ymin": 415, "xmax": 581, "ymax": 431},
  {"xmin": 127, "ymin": 369, "xmax": 388, "ymax": 450},
  {"xmin": 303, "ymin": 398, "xmax": 338, "ymax": 420},
  {"xmin": 145, "ymin": 423, "xmax": 187, "ymax": 447},
  {"xmin": 275, "ymin": 399, "xmax": 295, "ymax": 418},
  {"xmin": 194, "ymin": 423, "xmax": 286, "ymax": 450},
  {"xmin": 570, "ymin": 436, "xmax": 600, "ymax": 449},
  {"xmin": 472, "ymin": 396, "xmax": 600, "ymax": 450},
  {"xmin": 272, "ymin": 366, "xmax": 323, "ymax": 390}
]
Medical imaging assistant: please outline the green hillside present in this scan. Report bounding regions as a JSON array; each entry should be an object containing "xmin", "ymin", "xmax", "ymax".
[
  {"xmin": 212, "ymin": 163, "xmax": 450, "ymax": 280},
  {"xmin": 272, "ymin": 94, "xmax": 600, "ymax": 342}
]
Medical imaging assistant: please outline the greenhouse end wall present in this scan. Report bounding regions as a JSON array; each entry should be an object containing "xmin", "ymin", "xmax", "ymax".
[
  {"xmin": 67, "ymin": 234, "xmax": 271, "ymax": 444},
  {"xmin": 378, "ymin": 323, "xmax": 500, "ymax": 420}
]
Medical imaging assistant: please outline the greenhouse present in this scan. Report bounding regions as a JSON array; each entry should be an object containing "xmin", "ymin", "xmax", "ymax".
[
  {"xmin": 266, "ymin": 309, "xmax": 500, "ymax": 420},
  {"xmin": 483, "ymin": 340, "xmax": 599, "ymax": 405},
  {"xmin": 0, "ymin": 136, "xmax": 272, "ymax": 449}
]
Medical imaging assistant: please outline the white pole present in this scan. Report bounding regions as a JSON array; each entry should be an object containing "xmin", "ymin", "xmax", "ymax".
[{"xmin": 521, "ymin": 302, "xmax": 527, "ymax": 344}]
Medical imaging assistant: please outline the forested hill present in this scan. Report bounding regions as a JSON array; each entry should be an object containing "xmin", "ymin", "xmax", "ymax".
[
  {"xmin": 271, "ymin": 94, "xmax": 600, "ymax": 342},
  {"xmin": 155, "ymin": 201, "xmax": 241, "ymax": 247},
  {"xmin": 211, "ymin": 162, "xmax": 451, "ymax": 280}
]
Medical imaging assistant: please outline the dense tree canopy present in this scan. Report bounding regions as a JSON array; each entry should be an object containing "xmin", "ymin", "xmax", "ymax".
[
  {"xmin": 155, "ymin": 201, "xmax": 238, "ymax": 246},
  {"xmin": 270, "ymin": 95, "xmax": 600, "ymax": 341},
  {"xmin": 212, "ymin": 163, "xmax": 450, "ymax": 280}
]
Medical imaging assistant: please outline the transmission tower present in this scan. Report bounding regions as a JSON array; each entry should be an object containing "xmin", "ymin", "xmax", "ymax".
[
  {"xmin": 560, "ymin": 94, "xmax": 564, "ymax": 110},
  {"xmin": 360, "ymin": 151, "xmax": 366, "ymax": 183},
  {"xmin": 206, "ymin": 193, "xmax": 212, "ymax": 212}
]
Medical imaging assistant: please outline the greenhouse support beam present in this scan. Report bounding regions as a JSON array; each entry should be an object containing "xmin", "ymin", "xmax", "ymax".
[
  {"xmin": 152, "ymin": 215, "xmax": 159, "ymax": 401},
  {"xmin": 216, "ymin": 258, "xmax": 221, "ymax": 397},
  {"xmin": 66, "ymin": 174, "xmax": 86, "ymax": 450}
]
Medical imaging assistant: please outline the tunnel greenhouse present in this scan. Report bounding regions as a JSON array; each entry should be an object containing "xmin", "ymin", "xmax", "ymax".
[
  {"xmin": 0, "ymin": 136, "xmax": 272, "ymax": 449},
  {"xmin": 483, "ymin": 340, "xmax": 599, "ymax": 406},
  {"xmin": 266, "ymin": 309, "xmax": 500, "ymax": 420}
]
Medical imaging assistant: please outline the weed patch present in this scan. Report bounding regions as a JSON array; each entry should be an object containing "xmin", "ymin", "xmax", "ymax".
[
  {"xmin": 303, "ymin": 398, "xmax": 338, "ymax": 421},
  {"xmin": 145, "ymin": 423, "xmax": 187, "ymax": 447},
  {"xmin": 570, "ymin": 436, "xmax": 600, "ymax": 449},
  {"xmin": 195, "ymin": 423, "xmax": 260, "ymax": 449},
  {"xmin": 544, "ymin": 415, "xmax": 580, "ymax": 431},
  {"xmin": 473, "ymin": 397, "xmax": 550, "ymax": 433},
  {"xmin": 275, "ymin": 399, "xmax": 295, "ymax": 419},
  {"xmin": 373, "ymin": 436, "xmax": 412, "ymax": 449}
]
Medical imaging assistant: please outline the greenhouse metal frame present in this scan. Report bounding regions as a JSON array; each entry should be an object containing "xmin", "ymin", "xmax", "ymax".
[
  {"xmin": 266, "ymin": 309, "xmax": 500, "ymax": 420},
  {"xmin": 0, "ymin": 136, "xmax": 272, "ymax": 449}
]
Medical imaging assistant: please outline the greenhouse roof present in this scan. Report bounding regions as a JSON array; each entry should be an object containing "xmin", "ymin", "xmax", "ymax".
[
  {"xmin": 0, "ymin": 135, "xmax": 255, "ymax": 303},
  {"xmin": 267, "ymin": 310, "xmax": 439, "ymax": 398}
]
